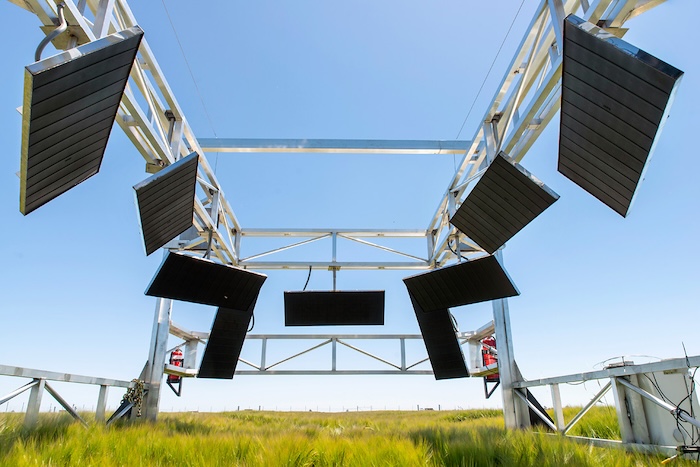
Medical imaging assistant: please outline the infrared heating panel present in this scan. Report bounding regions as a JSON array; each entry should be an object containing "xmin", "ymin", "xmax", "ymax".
[
  {"xmin": 146, "ymin": 251, "xmax": 267, "ymax": 310},
  {"xmin": 409, "ymin": 293, "xmax": 469, "ymax": 380},
  {"xmin": 19, "ymin": 27, "xmax": 144, "ymax": 215},
  {"xmin": 284, "ymin": 291, "xmax": 385, "ymax": 326},
  {"xmin": 198, "ymin": 306, "xmax": 253, "ymax": 379},
  {"xmin": 134, "ymin": 152, "xmax": 199, "ymax": 256},
  {"xmin": 559, "ymin": 15, "xmax": 683, "ymax": 217},
  {"xmin": 450, "ymin": 152, "xmax": 559, "ymax": 254},
  {"xmin": 403, "ymin": 255, "xmax": 519, "ymax": 312}
]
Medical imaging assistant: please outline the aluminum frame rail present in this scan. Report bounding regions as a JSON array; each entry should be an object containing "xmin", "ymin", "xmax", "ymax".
[
  {"xmin": 237, "ymin": 229, "xmax": 431, "ymax": 270},
  {"xmin": 0, "ymin": 364, "xmax": 137, "ymax": 427},
  {"xmin": 425, "ymin": 0, "xmax": 668, "ymax": 266},
  {"xmin": 163, "ymin": 332, "xmax": 480, "ymax": 377}
]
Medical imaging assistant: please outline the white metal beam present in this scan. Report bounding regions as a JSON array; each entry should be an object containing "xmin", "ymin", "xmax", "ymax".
[
  {"xmin": 0, "ymin": 364, "xmax": 134, "ymax": 388},
  {"xmin": 198, "ymin": 138, "xmax": 471, "ymax": 154}
]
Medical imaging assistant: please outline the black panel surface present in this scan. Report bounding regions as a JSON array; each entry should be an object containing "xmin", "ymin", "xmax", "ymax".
[
  {"xmin": 146, "ymin": 252, "xmax": 267, "ymax": 309},
  {"xmin": 284, "ymin": 291, "xmax": 384, "ymax": 326},
  {"xmin": 559, "ymin": 15, "xmax": 683, "ymax": 217},
  {"xmin": 19, "ymin": 27, "xmax": 143, "ymax": 215},
  {"xmin": 134, "ymin": 152, "xmax": 199, "ymax": 255},
  {"xmin": 198, "ymin": 306, "xmax": 253, "ymax": 379},
  {"xmin": 403, "ymin": 255, "xmax": 519, "ymax": 312},
  {"xmin": 450, "ymin": 152, "xmax": 559, "ymax": 254},
  {"xmin": 409, "ymin": 293, "xmax": 469, "ymax": 380}
]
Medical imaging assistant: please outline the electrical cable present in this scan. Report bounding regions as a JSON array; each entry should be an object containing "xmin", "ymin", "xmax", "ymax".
[
  {"xmin": 449, "ymin": 312, "xmax": 459, "ymax": 332},
  {"xmin": 454, "ymin": 0, "xmax": 528, "ymax": 141},
  {"xmin": 159, "ymin": 0, "xmax": 220, "ymax": 172},
  {"xmin": 447, "ymin": 236, "xmax": 469, "ymax": 261},
  {"xmin": 302, "ymin": 265, "xmax": 312, "ymax": 291}
]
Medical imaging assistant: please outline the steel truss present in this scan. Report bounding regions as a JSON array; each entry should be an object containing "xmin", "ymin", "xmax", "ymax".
[
  {"xmin": 6, "ymin": 0, "xmax": 669, "ymax": 270},
  {"xmin": 512, "ymin": 357, "xmax": 700, "ymax": 456},
  {"xmin": 166, "ymin": 321, "xmax": 497, "ymax": 377},
  {"xmin": 6, "ymin": 0, "xmax": 677, "ymax": 439},
  {"xmin": 0, "ymin": 364, "xmax": 135, "ymax": 427}
]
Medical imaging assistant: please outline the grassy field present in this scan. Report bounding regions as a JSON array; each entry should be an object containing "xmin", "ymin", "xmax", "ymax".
[{"xmin": 0, "ymin": 407, "xmax": 694, "ymax": 466}]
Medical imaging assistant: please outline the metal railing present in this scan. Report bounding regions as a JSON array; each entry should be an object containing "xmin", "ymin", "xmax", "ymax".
[{"xmin": 0, "ymin": 364, "xmax": 138, "ymax": 428}]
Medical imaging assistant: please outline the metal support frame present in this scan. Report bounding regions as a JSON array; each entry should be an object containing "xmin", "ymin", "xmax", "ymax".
[
  {"xmin": 142, "ymin": 296, "xmax": 172, "ymax": 421},
  {"xmin": 511, "ymin": 357, "xmax": 700, "ymax": 452},
  {"xmin": 0, "ymin": 365, "xmax": 134, "ymax": 427},
  {"xmin": 163, "ymin": 333, "xmax": 488, "ymax": 377},
  {"xmin": 6, "ymin": 0, "xmax": 672, "ymax": 426}
]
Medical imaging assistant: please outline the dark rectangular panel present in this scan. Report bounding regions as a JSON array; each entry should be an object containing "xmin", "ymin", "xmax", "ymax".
[
  {"xmin": 450, "ymin": 152, "xmax": 559, "ymax": 254},
  {"xmin": 409, "ymin": 293, "xmax": 468, "ymax": 380},
  {"xmin": 559, "ymin": 15, "xmax": 683, "ymax": 217},
  {"xmin": 19, "ymin": 27, "xmax": 144, "ymax": 215},
  {"xmin": 403, "ymin": 255, "xmax": 519, "ymax": 312},
  {"xmin": 198, "ymin": 306, "xmax": 253, "ymax": 379},
  {"xmin": 134, "ymin": 152, "xmax": 199, "ymax": 255},
  {"xmin": 146, "ymin": 252, "xmax": 267, "ymax": 310},
  {"xmin": 284, "ymin": 291, "xmax": 384, "ymax": 326}
]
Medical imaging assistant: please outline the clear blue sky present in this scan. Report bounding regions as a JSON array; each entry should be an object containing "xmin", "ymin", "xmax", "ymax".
[{"xmin": 1, "ymin": 0, "xmax": 699, "ymax": 413}]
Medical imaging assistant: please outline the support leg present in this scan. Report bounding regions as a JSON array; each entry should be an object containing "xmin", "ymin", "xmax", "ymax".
[
  {"xmin": 492, "ymin": 250, "xmax": 529, "ymax": 428},
  {"xmin": 96, "ymin": 385, "xmax": 109, "ymax": 423},
  {"xmin": 24, "ymin": 378, "xmax": 45, "ymax": 429},
  {"xmin": 551, "ymin": 383, "xmax": 565, "ymax": 432},
  {"xmin": 142, "ymin": 297, "xmax": 172, "ymax": 421}
]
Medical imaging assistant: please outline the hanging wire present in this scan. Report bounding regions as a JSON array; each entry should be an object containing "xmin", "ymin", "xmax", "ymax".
[
  {"xmin": 247, "ymin": 312, "xmax": 255, "ymax": 332},
  {"xmin": 159, "ymin": 0, "xmax": 220, "ymax": 172},
  {"xmin": 302, "ymin": 265, "xmax": 312, "ymax": 291},
  {"xmin": 454, "ymin": 0, "xmax": 529, "ymax": 141}
]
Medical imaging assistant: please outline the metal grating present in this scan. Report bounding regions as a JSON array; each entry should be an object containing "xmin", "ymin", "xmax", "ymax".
[
  {"xmin": 19, "ymin": 27, "xmax": 144, "ymax": 215},
  {"xmin": 559, "ymin": 15, "xmax": 683, "ymax": 217},
  {"xmin": 134, "ymin": 152, "xmax": 199, "ymax": 256},
  {"xmin": 403, "ymin": 255, "xmax": 519, "ymax": 312},
  {"xmin": 146, "ymin": 251, "xmax": 267, "ymax": 310},
  {"xmin": 450, "ymin": 152, "xmax": 559, "ymax": 254},
  {"xmin": 198, "ymin": 306, "xmax": 253, "ymax": 379},
  {"xmin": 408, "ymin": 293, "xmax": 469, "ymax": 380},
  {"xmin": 284, "ymin": 291, "xmax": 385, "ymax": 326}
]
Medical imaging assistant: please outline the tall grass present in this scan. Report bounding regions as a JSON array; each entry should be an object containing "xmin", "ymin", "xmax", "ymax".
[{"xmin": 0, "ymin": 408, "xmax": 693, "ymax": 466}]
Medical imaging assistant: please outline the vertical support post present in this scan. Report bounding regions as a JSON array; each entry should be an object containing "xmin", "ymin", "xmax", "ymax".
[
  {"xmin": 612, "ymin": 375, "xmax": 651, "ymax": 444},
  {"xmin": 400, "ymin": 338, "xmax": 406, "ymax": 371},
  {"xmin": 96, "ymin": 385, "xmax": 109, "ymax": 423},
  {"xmin": 24, "ymin": 378, "xmax": 45, "ymax": 429},
  {"xmin": 331, "ymin": 338, "xmax": 337, "ymax": 371},
  {"xmin": 484, "ymin": 121, "xmax": 499, "ymax": 161},
  {"xmin": 261, "ymin": 338, "xmax": 267, "ymax": 371},
  {"xmin": 492, "ymin": 250, "xmax": 526, "ymax": 429},
  {"xmin": 234, "ymin": 230, "xmax": 242, "ymax": 264},
  {"xmin": 142, "ymin": 296, "xmax": 172, "ymax": 421},
  {"xmin": 611, "ymin": 376, "xmax": 635, "ymax": 443},
  {"xmin": 550, "ymin": 383, "xmax": 565, "ymax": 432},
  {"xmin": 184, "ymin": 339, "xmax": 198, "ymax": 370},
  {"xmin": 427, "ymin": 230, "xmax": 435, "ymax": 264}
]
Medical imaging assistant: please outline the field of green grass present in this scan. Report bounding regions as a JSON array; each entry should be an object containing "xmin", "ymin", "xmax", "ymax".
[{"xmin": 0, "ymin": 407, "xmax": 694, "ymax": 466}]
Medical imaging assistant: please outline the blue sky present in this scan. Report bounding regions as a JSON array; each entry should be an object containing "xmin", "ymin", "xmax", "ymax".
[{"xmin": 1, "ymin": 0, "xmax": 699, "ymax": 414}]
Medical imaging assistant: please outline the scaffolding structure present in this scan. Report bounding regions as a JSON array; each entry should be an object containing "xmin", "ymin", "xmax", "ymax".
[{"xmin": 4, "ymin": 0, "xmax": 700, "ymax": 456}]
